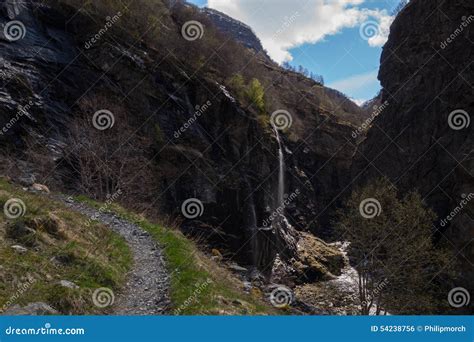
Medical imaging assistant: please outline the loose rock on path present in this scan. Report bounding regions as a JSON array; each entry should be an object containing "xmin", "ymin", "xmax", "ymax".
[{"xmin": 62, "ymin": 198, "xmax": 170, "ymax": 315}]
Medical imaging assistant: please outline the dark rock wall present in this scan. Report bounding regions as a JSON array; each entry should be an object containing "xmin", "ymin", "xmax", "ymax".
[
  {"xmin": 200, "ymin": 7, "xmax": 266, "ymax": 56},
  {"xmin": 353, "ymin": 0, "xmax": 473, "ymax": 286},
  {"xmin": 0, "ymin": 1, "xmax": 356, "ymax": 271}
]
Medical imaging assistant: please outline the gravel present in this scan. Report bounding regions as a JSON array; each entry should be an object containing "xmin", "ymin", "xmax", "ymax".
[{"xmin": 61, "ymin": 198, "xmax": 170, "ymax": 315}]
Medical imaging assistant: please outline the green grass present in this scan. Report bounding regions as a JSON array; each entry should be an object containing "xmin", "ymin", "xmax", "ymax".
[
  {"xmin": 75, "ymin": 195, "xmax": 277, "ymax": 315},
  {"xmin": 0, "ymin": 179, "xmax": 132, "ymax": 314}
]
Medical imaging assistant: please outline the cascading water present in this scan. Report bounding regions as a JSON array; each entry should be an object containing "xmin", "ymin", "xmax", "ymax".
[
  {"xmin": 270, "ymin": 124, "xmax": 298, "ymax": 255},
  {"xmin": 273, "ymin": 125, "xmax": 285, "ymax": 209},
  {"xmin": 249, "ymin": 125, "xmax": 298, "ymax": 276}
]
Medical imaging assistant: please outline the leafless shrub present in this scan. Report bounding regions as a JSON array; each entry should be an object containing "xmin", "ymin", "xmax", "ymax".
[{"xmin": 63, "ymin": 96, "xmax": 158, "ymax": 211}]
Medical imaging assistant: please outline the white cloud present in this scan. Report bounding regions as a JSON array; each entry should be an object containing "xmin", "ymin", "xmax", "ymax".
[
  {"xmin": 365, "ymin": 11, "xmax": 393, "ymax": 47},
  {"xmin": 206, "ymin": 0, "xmax": 394, "ymax": 63},
  {"xmin": 328, "ymin": 70, "xmax": 379, "ymax": 95}
]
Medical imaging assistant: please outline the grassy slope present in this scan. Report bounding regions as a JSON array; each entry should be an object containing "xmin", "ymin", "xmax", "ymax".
[
  {"xmin": 75, "ymin": 196, "xmax": 278, "ymax": 315},
  {"xmin": 0, "ymin": 178, "xmax": 132, "ymax": 314}
]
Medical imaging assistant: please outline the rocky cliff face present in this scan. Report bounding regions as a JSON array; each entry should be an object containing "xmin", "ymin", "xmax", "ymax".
[
  {"xmin": 0, "ymin": 0, "xmax": 356, "ymax": 277},
  {"xmin": 353, "ymin": 0, "xmax": 473, "ymax": 286},
  {"xmin": 200, "ymin": 7, "xmax": 267, "ymax": 57}
]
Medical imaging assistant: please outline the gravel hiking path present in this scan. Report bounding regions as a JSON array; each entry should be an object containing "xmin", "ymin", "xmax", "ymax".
[{"xmin": 61, "ymin": 197, "xmax": 170, "ymax": 315}]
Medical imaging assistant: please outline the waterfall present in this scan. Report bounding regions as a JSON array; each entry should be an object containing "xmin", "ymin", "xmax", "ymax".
[
  {"xmin": 272, "ymin": 124, "xmax": 299, "ymax": 252},
  {"xmin": 273, "ymin": 125, "xmax": 285, "ymax": 208},
  {"xmin": 248, "ymin": 125, "xmax": 298, "ymax": 275}
]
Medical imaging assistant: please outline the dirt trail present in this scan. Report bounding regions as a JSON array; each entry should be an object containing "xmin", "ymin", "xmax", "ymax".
[{"xmin": 62, "ymin": 198, "xmax": 170, "ymax": 315}]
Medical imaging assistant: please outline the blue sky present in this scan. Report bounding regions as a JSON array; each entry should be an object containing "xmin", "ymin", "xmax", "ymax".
[{"xmin": 189, "ymin": 0, "xmax": 404, "ymax": 104}]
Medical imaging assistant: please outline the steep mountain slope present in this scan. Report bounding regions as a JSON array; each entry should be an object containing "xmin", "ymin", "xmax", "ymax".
[
  {"xmin": 0, "ymin": 178, "xmax": 132, "ymax": 314},
  {"xmin": 353, "ymin": 0, "xmax": 473, "ymax": 287},
  {"xmin": 0, "ymin": 0, "xmax": 357, "ymax": 279},
  {"xmin": 199, "ymin": 6, "xmax": 267, "ymax": 56}
]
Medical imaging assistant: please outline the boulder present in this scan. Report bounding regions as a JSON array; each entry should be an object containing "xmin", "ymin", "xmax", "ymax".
[
  {"xmin": 58, "ymin": 280, "xmax": 79, "ymax": 289},
  {"xmin": 30, "ymin": 183, "xmax": 50, "ymax": 193},
  {"xmin": 10, "ymin": 245, "xmax": 28, "ymax": 254},
  {"xmin": 228, "ymin": 263, "xmax": 248, "ymax": 272},
  {"xmin": 26, "ymin": 213, "xmax": 67, "ymax": 239},
  {"xmin": 6, "ymin": 222, "xmax": 36, "ymax": 246},
  {"xmin": 273, "ymin": 232, "xmax": 344, "ymax": 284},
  {"xmin": 211, "ymin": 248, "xmax": 223, "ymax": 261},
  {"xmin": 2, "ymin": 302, "xmax": 58, "ymax": 315},
  {"xmin": 17, "ymin": 175, "xmax": 36, "ymax": 187}
]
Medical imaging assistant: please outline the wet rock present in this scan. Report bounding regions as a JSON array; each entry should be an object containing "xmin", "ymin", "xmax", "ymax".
[
  {"xmin": 242, "ymin": 281, "xmax": 252, "ymax": 293},
  {"xmin": 228, "ymin": 263, "xmax": 247, "ymax": 272},
  {"xmin": 295, "ymin": 232, "xmax": 344, "ymax": 279},
  {"xmin": 249, "ymin": 268, "xmax": 265, "ymax": 282},
  {"xmin": 273, "ymin": 232, "xmax": 344, "ymax": 284}
]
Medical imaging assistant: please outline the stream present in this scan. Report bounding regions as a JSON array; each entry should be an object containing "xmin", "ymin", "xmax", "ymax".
[{"xmin": 296, "ymin": 241, "xmax": 389, "ymax": 315}]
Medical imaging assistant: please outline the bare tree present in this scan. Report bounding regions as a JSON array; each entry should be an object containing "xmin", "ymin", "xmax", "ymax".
[{"xmin": 64, "ymin": 96, "xmax": 158, "ymax": 211}]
